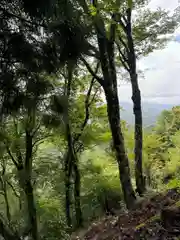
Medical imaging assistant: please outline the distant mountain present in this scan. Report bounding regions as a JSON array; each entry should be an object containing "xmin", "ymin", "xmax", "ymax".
[{"xmin": 120, "ymin": 101, "xmax": 175, "ymax": 126}]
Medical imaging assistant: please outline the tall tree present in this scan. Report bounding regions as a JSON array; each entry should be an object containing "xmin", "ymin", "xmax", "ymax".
[
  {"xmin": 115, "ymin": 0, "xmax": 180, "ymax": 195},
  {"xmin": 82, "ymin": 0, "xmax": 136, "ymax": 208},
  {"xmin": 116, "ymin": 0, "xmax": 145, "ymax": 195}
]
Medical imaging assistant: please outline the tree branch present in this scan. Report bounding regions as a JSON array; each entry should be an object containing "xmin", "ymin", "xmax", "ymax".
[
  {"xmin": 118, "ymin": 35, "xmax": 129, "ymax": 51},
  {"xmin": 116, "ymin": 42, "xmax": 130, "ymax": 72},
  {"xmin": 0, "ymin": 6, "xmax": 47, "ymax": 29},
  {"xmin": 6, "ymin": 181, "xmax": 20, "ymax": 200},
  {"xmin": 73, "ymin": 63, "xmax": 100, "ymax": 144},
  {"xmin": 5, "ymin": 146, "xmax": 19, "ymax": 169},
  {"xmin": 32, "ymin": 134, "xmax": 53, "ymax": 148},
  {"xmin": 81, "ymin": 58, "xmax": 104, "ymax": 87}
]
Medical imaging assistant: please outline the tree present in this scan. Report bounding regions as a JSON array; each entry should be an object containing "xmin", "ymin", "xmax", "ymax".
[
  {"xmin": 43, "ymin": 64, "xmax": 105, "ymax": 228},
  {"xmin": 115, "ymin": 1, "xmax": 145, "ymax": 195},
  {"xmin": 0, "ymin": 73, "xmax": 52, "ymax": 240},
  {"xmin": 81, "ymin": 0, "xmax": 136, "ymax": 208}
]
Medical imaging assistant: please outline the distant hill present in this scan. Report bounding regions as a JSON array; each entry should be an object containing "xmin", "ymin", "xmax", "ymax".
[{"xmin": 120, "ymin": 101, "xmax": 175, "ymax": 126}]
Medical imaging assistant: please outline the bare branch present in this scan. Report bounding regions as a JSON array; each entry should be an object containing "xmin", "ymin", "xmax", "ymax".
[
  {"xmin": 73, "ymin": 62, "xmax": 100, "ymax": 144},
  {"xmin": 32, "ymin": 122, "xmax": 41, "ymax": 137},
  {"xmin": 5, "ymin": 146, "xmax": 19, "ymax": 169},
  {"xmin": 32, "ymin": 134, "xmax": 53, "ymax": 148},
  {"xmin": 89, "ymin": 87, "xmax": 100, "ymax": 106},
  {"xmin": 6, "ymin": 181, "xmax": 21, "ymax": 210},
  {"xmin": 118, "ymin": 35, "xmax": 129, "ymax": 51},
  {"xmin": 81, "ymin": 58, "xmax": 104, "ymax": 87},
  {"xmin": 116, "ymin": 42, "xmax": 130, "ymax": 72}
]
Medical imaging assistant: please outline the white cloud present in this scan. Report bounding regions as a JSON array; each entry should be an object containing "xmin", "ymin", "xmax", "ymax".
[
  {"xmin": 118, "ymin": 0, "xmax": 180, "ymax": 104},
  {"xmin": 148, "ymin": 0, "xmax": 179, "ymax": 11}
]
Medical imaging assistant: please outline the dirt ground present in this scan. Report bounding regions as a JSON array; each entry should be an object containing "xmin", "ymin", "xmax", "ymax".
[{"xmin": 73, "ymin": 188, "xmax": 180, "ymax": 240}]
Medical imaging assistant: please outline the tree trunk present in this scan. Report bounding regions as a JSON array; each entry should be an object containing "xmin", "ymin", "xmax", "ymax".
[
  {"xmin": 105, "ymin": 89, "xmax": 136, "ymax": 208},
  {"xmin": 131, "ymin": 74, "xmax": 145, "ymax": 195},
  {"xmin": 0, "ymin": 176, "xmax": 11, "ymax": 223},
  {"xmin": 24, "ymin": 179, "xmax": 38, "ymax": 240},
  {"xmin": 65, "ymin": 65, "xmax": 83, "ymax": 228},
  {"xmin": 72, "ymin": 156, "xmax": 83, "ymax": 228},
  {"xmin": 65, "ymin": 150, "xmax": 72, "ymax": 228},
  {"xmin": 24, "ymin": 120, "xmax": 39, "ymax": 240},
  {"xmin": 126, "ymin": 8, "xmax": 146, "ymax": 195},
  {"xmin": 4, "ymin": 185, "xmax": 11, "ymax": 223}
]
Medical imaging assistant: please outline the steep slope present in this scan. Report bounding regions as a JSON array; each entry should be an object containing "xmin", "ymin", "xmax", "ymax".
[{"xmin": 74, "ymin": 188, "xmax": 180, "ymax": 240}]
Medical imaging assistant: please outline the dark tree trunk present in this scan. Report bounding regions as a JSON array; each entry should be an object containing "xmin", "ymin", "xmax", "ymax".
[
  {"xmin": 131, "ymin": 74, "xmax": 145, "ymax": 195},
  {"xmin": 105, "ymin": 89, "xmax": 136, "ymax": 208},
  {"xmin": 126, "ymin": 8, "xmax": 146, "ymax": 195},
  {"xmin": 73, "ymin": 156, "xmax": 83, "ymax": 228},
  {"xmin": 4, "ymin": 186, "xmax": 11, "ymax": 223},
  {"xmin": 65, "ymin": 65, "xmax": 83, "ymax": 229},
  {"xmin": 94, "ymin": 14, "xmax": 136, "ymax": 209},
  {"xmin": 24, "ymin": 122, "xmax": 39, "ymax": 240},
  {"xmin": 64, "ymin": 150, "xmax": 72, "ymax": 228},
  {"xmin": 0, "ymin": 174, "xmax": 11, "ymax": 223},
  {"xmin": 64, "ymin": 143, "xmax": 83, "ymax": 228},
  {"xmin": 24, "ymin": 179, "xmax": 38, "ymax": 240}
]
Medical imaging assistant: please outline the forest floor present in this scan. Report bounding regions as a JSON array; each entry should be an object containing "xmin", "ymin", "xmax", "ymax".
[{"xmin": 73, "ymin": 188, "xmax": 180, "ymax": 240}]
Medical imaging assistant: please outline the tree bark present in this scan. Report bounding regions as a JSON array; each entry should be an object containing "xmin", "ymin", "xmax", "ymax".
[
  {"xmin": 105, "ymin": 89, "xmax": 136, "ymax": 208},
  {"xmin": 24, "ymin": 179, "xmax": 38, "ymax": 240},
  {"xmin": 72, "ymin": 155, "xmax": 83, "ymax": 228},
  {"xmin": 64, "ymin": 150, "xmax": 72, "ymax": 228},
  {"xmin": 0, "ymin": 173, "xmax": 11, "ymax": 223},
  {"xmin": 23, "ymin": 114, "xmax": 39, "ymax": 240},
  {"xmin": 131, "ymin": 74, "xmax": 145, "ymax": 195},
  {"xmin": 65, "ymin": 66, "xmax": 83, "ymax": 229},
  {"xmin": 4, "ymin": 185, "xmax": 11, "ymax": 223}
]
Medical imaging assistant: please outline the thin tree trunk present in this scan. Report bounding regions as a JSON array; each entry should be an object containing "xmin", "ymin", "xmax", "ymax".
[
  {"xmin": 72, "ymin": 155, "xmax": 83, "ymax": 228},
  {"xmin": 4, "ymin": 185, "xmax": 11, "ymax": 223},
  {"xmin": 131, "ymin": 74, "xmax": 145, "ymax": 195},
  {"xmin": 0, "ymin": 171, "xmax": 11, "ymax": 223},
  {"xmin": 64, "ymin": 150, "xmax": 72, "ymax": 228},
  {"xmin": 24, "ymin": 179, "xmax": 38, "ymax": 240},
  {"xmin": 24, "ymin": 115, "xmax": 39, "ymax": 240},
  {"xmin": 65, "ymin": 65, "xmax": 83, "ymax": 228},
  {"xmin": 126, "ymin": 8, "xmax": 146, "ymax": 195}
]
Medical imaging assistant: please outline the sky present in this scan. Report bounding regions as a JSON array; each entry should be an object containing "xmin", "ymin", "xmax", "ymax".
[{"xmin": 118, "ymin": 0, "xmax": 180, "ymax": 104}]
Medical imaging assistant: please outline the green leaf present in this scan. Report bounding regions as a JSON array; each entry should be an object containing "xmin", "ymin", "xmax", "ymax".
[{"xmin": 89, "ymin": 4, "xmax": 97, "ymax": 16}]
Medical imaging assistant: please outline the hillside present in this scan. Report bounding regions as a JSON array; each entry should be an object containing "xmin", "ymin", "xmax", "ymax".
[
  {"xmin": 74, "ymin": 188, "xmax": 180, "ymax": 240},
  {"xmin": 120, "ymin": 101, "xmax": 174, "ymax": 126}
]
